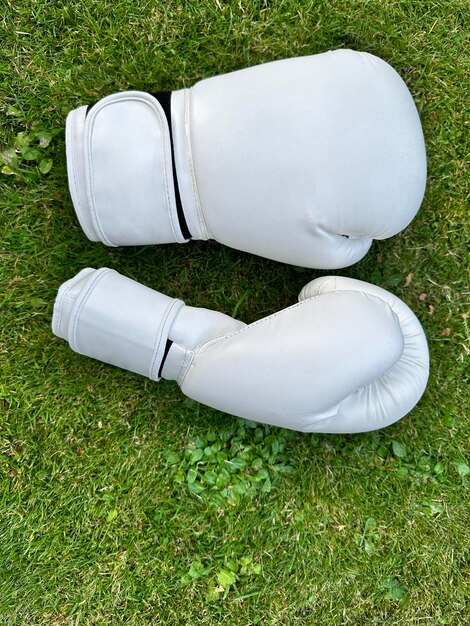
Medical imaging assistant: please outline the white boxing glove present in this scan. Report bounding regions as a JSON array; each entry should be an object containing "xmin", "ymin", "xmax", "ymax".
[
  {"xmin": 66, "ymin": 49, "xmax": 426, "ymax": 269},
  {"xmin": 52, "ymin": 269, "xmax": 429, "ymax": 433}
]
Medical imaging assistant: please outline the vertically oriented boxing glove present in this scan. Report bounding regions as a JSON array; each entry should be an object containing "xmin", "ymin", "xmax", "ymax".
[
  {"xmin": 52, "ymin": 269, "xmax": 429, "ymax": 433},
  {"xmin": 66, "ymin": 50, "xmax": 426, "ymax": 269}
]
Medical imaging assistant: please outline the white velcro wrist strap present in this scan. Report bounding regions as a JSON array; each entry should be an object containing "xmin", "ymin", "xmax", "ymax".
[
  {"xmin": 61, "ymin": 268, "xmax": 184, "ymax": 380},
  {"xmin": 66, "ymin": 92, "xmax": 187, "ymax": 246}
]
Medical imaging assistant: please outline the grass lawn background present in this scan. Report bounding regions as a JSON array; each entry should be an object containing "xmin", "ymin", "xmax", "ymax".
[{"xmin": 1, "ymin": 1, "xmax": 468, "ymax": 624}]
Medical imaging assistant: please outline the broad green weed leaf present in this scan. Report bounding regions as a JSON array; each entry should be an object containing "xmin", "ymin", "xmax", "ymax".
[
  {"xmin": 36, "ymin": 130, "xmax": 52, "ymax": 147},
  {"xmin": 216, "ymin": 569, "xmax": 236, "ymax": 589},
  {"xmin": 188, "ymin": 481, "xmax": 205, "ymax": 495},
  {"xmin": 190, "ymin": 448, "xmax": 204, "ymax": 464},
  {"xmin": 433, "ymin": 462, "xmax": 445, "ymax": 475},
  {"xmin": 106, "ymin": 509, "xmax": 118, "ymax": 522},
  {"xmin": 39, "ymin": 158, "xmax": 53, "ymax": 174},
  {"xmin": 21, "ymin": 146, "xmax": 41, "ymax": 161},
  {"xmin": 392, "ymin": 441, "xmax": 407, "ymax": 458},
  {"xmin": 456, "ymin": 462, "xmax": 469, "ymax": 477},
  {"xmin": 189, "ymin": 561, "xmax": 205, "ymax": 579},
  {"xmin": 187, "ymin": 468, "xmax": 197, "ymax": 484}
]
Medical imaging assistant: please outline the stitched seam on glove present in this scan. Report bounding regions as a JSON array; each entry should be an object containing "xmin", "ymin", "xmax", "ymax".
[
  {"xmin": 185, "ymin": 89, "xmax": 211, "ymax": 240},
  {"xmin": 69, "ymin": 111, "xmax": 95, "ymax": 240},
  {"xmin": 148, "ymin": 299, "xmax": 184, "ymax": 381},
  {"xmin": 178, "ymin": 298, "xmax": 321, "ymax": 386},
  {"xmin": 69, "ymin": 268, "xmax": 111, "ymax": 353},
  {"xmin": 55, "ymin": 293, "xmax": 75, "ymax": 337},
  {"xmin": 178, "ymin": 291, "xmax": 409, "ymax": 389}
]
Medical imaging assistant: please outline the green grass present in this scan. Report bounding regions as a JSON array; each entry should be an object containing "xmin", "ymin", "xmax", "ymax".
[{"xmin": 1, "ymin": 0, "xmax": 469, "ymax": 624}]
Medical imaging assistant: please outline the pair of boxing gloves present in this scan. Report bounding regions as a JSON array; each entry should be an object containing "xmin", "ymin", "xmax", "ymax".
[{"xmin": 54, "ymin": 49, "xmax": 429, "ymax": 433}]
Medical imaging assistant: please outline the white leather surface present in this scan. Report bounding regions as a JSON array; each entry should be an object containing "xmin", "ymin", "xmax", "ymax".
[
  {"xmin": 180, "ymin": 288, "xmax": 408, "ymax": 432},
  {"xmin": 190, "ymin": 50, "xmax": 426, "ymax": 267},
  {"xmin": 53, "ymin": 268, "xmax": 184, "ymax": 380},
  {"xmin": 53, "ymin": 269, "xmax": 429, "ymax": 433},
  {"xmin": 52, "ymin": 267, "xmax": 96, "ymax": 338},
  {"xmin": 161, "ymin": 305, "xmax": 246, "ymax": 381},
  {"xmin": 67, "ymin": 92, "xmax": 186, "ymax": 246},
  {"xmin": 66, "ymin": 107, "xmax": 99, "ymax": 241},
  {"xmin": 66, "ymin": 50, "xmax": 426, "ymax": 268},
  {"xmin": 171, "ymin": 89, "xmax": 210, "ymax": 241},
  {"xmin": 297, "ymin": 276, "xmax": 430, "ymax": 431}
]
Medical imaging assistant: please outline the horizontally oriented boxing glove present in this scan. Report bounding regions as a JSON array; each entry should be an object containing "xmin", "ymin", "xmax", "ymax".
[
  {"xmin": 52, "ymin": 269, "xmax": 429, "ymax": 433},
  {"xmin": 66, "ymin": 49, "xmax": 426, "ymax": 269}
]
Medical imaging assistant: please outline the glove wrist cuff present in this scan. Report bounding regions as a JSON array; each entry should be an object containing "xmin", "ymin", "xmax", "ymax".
[
  {"xmin": 52, "ymin": 268, "xmax": 185, "ymax": 381},
  {"xmin": 66, "ymin": 92, "xmax": 192, "ymax": 246}
]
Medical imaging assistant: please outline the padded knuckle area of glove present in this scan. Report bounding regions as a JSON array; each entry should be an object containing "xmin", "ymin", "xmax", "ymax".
[
  {"xmin": 188, "ymin": 50, "xmax": 425, "ymax": 266},
  {"xmin": 297, "ymin": 277, "xmax": 429, "ymax": 432},
  {"xmin": 180, "ymin": 291, "xmax": 406, "ymax": 429}
]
